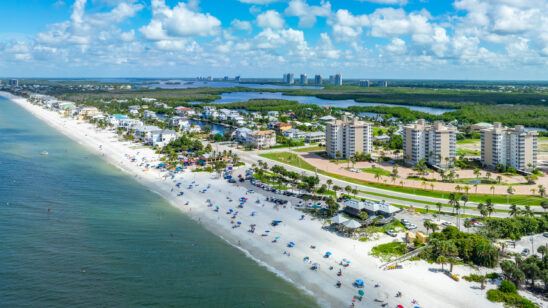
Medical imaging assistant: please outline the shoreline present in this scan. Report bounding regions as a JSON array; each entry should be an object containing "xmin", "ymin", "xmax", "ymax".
[{"xmin": 0, "ymin": 91, "xmax": 503, "ymax": 308}]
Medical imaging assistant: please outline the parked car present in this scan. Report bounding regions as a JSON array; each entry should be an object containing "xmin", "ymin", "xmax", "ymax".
[
  {"xmin": 228, "ymin": 179, "xmax": 236, "ymax": 183},
  {"xmin": 385, "ymin": 229, "xmax": 397, "ymax": 237},
  {"xmin": 401, "ymin": 219, "xmax": 409, "ymax": 225},
  {"xmin": 544, "ymin": 232, "xmax": 548, "ymax": 238},
  {"xmin": 521, "ymin": 248, "xmax": 530, "ymax": 256}
]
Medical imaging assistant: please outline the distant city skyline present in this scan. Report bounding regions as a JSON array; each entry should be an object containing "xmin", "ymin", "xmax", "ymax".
[{"xmin": 2, "ymin": 0, "xmax": 548, "ymax": 80}]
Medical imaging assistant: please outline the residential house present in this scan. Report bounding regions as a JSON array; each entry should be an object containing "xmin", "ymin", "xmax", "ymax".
[
  {"xmin": 304, "ymin": 131, "xmax": 326, "ymax": 144},
  {"xmin": 128, "ymin": 105, "xmax": 140, "ymax": 115},
  {"xmin": 118, "ymin": 118, "xmax": 144, "ymax": 129},
  {"xmin": 108, "ymin": 114, "xmax": 129, "ymax": 126},
  {"xmin": 249, "ymin": 130, "xmax": 276, "ymax": 149},
  {"xmin": 148, "ymin": 129, "xmax": 177, "ymax": 147},
  {"xmin": 274, "ymin": 122, "xmax": 292, "ymax": 134},
  {"xmin": 143, "ymin": 110, "xmax": 157, "ymax": 120},
  {"xmin": 344, "ymin": 199, "xmax": 400, "ymax": 218},
  {"xmin": 282, "ymin": 129, "xmax": 306, "ymax": 139},
  {"xmin": 174, "ymin": 106, "xmax": 196, "ymax": 116}
]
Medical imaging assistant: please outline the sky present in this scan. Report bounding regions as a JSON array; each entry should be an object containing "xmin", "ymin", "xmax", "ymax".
[{"xmin": 1, "ymin": 0, "xmax": 548, "ymax": 80}]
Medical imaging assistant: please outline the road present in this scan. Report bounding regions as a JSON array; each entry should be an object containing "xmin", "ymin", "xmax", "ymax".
[{"xmin": 214, "ymin": 143, "xmax": 514, "ymax": 218}]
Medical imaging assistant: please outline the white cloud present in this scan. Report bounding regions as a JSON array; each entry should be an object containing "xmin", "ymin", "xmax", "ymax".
[
  {"xmin": 285, "ymin": 0, "xmax": 331, "ymax": 28},
  {"xmin": 328, "ymin": 9, "xmax": 369, "ymax": 41},
  {"xmin": 256, "ymin": 10, "xmax": 285, "ymax": 28},
  {"xmin": 385, "ymin": 37, "xmax": 407, "ymax": 54},
  {"xmin": 231, "ymin": 19, "xmax": 253, "ymax": 32},
  {"xmin": 140, "ymin": 0, "xmax": 221, "ymax": 40}
]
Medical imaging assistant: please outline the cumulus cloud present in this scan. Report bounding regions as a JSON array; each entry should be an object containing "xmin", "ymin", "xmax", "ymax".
[
  {"xmin": 140, "ymin": 0, "xmax": 221, "ymax": 40},
  {"xmin": 256, "ymin": 10, "xmax": 285, "ymax": 28},
  {"xmin": 284, "ymin": 0, "xmax": 331, "ymax": 28},
  {"xmin": 231, "ymin": 19, "xmax": 253, "ymax": 32}
]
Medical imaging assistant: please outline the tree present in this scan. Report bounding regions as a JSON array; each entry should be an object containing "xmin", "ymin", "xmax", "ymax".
[
  {"xmin": 485, "ymin": 199, "xmax": 494, "ymax": 218},
  {"xmin": 448, "ymin": 257, "xmax": 457, "ymax": 272},
  {"xmin": 437, "ymin": 255, "xmax": 447, "ymax": 271},
  {"xmin": 425, "ymin": 204, "xmax": 429, "ymax": 214},
  {"xmin": 424, "ymin": 221, "xmax": 432, "ymax": 235},
  {"xmin": 448, "ymin": 193, "xmax": 460, "ymax": 214},
  {"xmin": 464, "ymin": 219, "xmax": 472, "ymax": 230},
  {"xmin": 537, "ymin": 245, "xmax": 547, "ymax": 259},
  {"xmin": 344, "ymin": 185, "xmax": 352, "ymax": 195},
  {"xmin": 360, "ymin": 211, "xmax": 368, "ymax": 224},
  {"xmin": 541, "ymin": 200, "xmax": 548, "ymax": 213},
  {"xmin": 473, "ymin": 168, "xmax": 481, "ymax": 179},
  {"xmin": 335, "ymin": 150, "xmax": 342, "ymax": 159},
  {"xmin": 436, "ymin": 202, "xmax": 443, "ymax": 214},
  {"xmin": 496, "ymin": 175, "xmax": 502, "ymax": 184},
  {"xmin": 461, "ymin": 194, "xmax": 469, "ymax": 216},
  {"xmin": 539, "ymin": 185, "xmax": 546, "ymax": 198},
  {"xmin": 326, "ymin": 179, "xmax": 333, "ymax": 191},
  {"xmin": 490, "ymin": 185, "xmax": 495, "ymax": 195},
  {"xmin": 509, "ymin": 204, "xmax": 520, "ymax": 217}
]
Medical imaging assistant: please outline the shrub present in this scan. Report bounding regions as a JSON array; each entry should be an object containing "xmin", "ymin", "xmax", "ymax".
[
  {"xmin": 463, "ymin": 274, "xmax": 484, "ymax": 283},
  {"xmin": 499, "ymin": 280, "xmax": 516, "ymax": 294},
  {"xmin": 486, "ymin": 289, "xmax": 537, "ymax": 308},
  {"xmin": 486, "ymin": 272, "xmax": 499, "ymax": 280}
]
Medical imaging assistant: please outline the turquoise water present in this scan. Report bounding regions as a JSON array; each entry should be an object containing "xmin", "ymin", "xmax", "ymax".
[{"xmin": 0, "ymin": 97, "xmax": 317, "ymax": 307}]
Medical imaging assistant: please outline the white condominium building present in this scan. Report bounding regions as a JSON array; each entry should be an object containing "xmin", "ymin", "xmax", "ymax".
[
  {"xmin": 326, "ymin": 116, "xmax": 373, "ymax": 159},
  {"xmin": 481, "ymin": 123, "xmax": 538, "ymax": 171},
  {"xmin": 403, "ymin": 119, "xmax": 457, "ymax": 168}
]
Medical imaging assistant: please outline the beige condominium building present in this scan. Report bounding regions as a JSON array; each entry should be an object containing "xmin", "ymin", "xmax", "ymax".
[
  {"xmin": 402, "ymin": 119, "xmax": 457, "ymax": 168},
  {"xmin": 481, "ymin": 123, "xmax": 538, "ymax": 172},
  {"xmin": 326, "ymin": 116, "xmax": 373, "ymax": 159}
]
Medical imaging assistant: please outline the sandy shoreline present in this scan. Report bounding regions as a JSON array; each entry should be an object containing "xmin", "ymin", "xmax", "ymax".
[{"xmin": 1, "ymin": 92, "xmax": 503, "ymax": 308}]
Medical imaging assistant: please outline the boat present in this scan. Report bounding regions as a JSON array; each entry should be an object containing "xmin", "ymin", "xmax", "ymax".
[{"xmin": 40, "ymin": 151, "xmax": 48, "ymax": 155}]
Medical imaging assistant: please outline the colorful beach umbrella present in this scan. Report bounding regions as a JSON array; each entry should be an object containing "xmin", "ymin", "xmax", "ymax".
[{"xmin": 358, "ymin": 290, "xmax": 364, "ymax": 296}]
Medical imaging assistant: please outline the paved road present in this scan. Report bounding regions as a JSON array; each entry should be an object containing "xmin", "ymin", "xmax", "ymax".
[{"xmin": 215, "ymin": 143, "xmax": 520, "ymax": 217}]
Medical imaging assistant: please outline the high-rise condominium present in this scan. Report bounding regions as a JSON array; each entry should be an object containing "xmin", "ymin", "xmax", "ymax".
[
  {"xmin": 402, "ymin": 119, "xmax": 457, "ymax": 168},
  {"xmin": 326, "ymin": 116, "xmax": 373, "ymax": 159},
  {"xmin": 481, "ymin": 123, "xmax": 538, "ymax": 171}
]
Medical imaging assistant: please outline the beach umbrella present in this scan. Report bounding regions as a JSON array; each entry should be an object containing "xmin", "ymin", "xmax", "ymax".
[
  {"xmin": 265, "ymin": 230, "xmax": 270, "ymax": 233},
  {"xmin": 343, "ymin": 219, "xmax": 362, "ymax": 229},
  {"xmin": 330, "ymin": 215, "xmax": 348, "ymax": 224},
  {"xmin": 288, "ymin": 242, "xmax": 295, "ymax": 247},
  {"xmin": 215, "ymin": 206, "xmax": 219, "ymax": 210},
  {"xmin": 275, "ymin": 236, "xmax": 280, "ymax": 239},
  {"xmin": 396, "ymin": 305, "xmax": 404, "ymax": 308},
  {"xmin": 237, "ymin": 221, "xmax": 241, "ymax": 225},
  {"xmin": 358, "ymin": 290, "xmax": 365, "ymax": 296},
  {"xmin": 229, "ymin": 209, "xmax": 233, "ymax": 213},
  {"xmin": 325, "ymin": 252, "xmax": 332, "ymax": 256},
  {"xmin": 312, "ymin": 262, "xmax": 319, "ymax": 267},
  {"xmin": 355, "ymin": 279, "xmax": 364, "ymax": 286}
]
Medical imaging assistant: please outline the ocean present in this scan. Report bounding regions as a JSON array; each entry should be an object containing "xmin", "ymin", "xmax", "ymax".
[{"xmin": 0, "ymin": 97, "xmax": 318, "ymax": 307}]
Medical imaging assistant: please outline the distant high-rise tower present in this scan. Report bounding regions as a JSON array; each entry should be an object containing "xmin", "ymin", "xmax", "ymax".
[
  {"xmin": 300, "ymin": 74, "xmax": 308, "ymax": 85},
  {"xmin": 283, "ymin": 73, "xmax": 294, "ymax": 84},
  {"xmin": 334, "ymin": 73, "xmax": 342, "ymax": 86},
  {"xmin": 9, "ymin": 79, "xmax": 18, "ymax": 87},
  {"xmin": 315, "ymin": 74, "xmax": 322, "ymax": 85},
  {"xmin": 359, "ymin": 80, "xmax": 370, "ymax": 87},
  {"xmin": 235, "ymin": 76, "xmax": 241, "ymax": 81},
  {"xmin": 329, "ymin": 75, "xmax": 335, "ymax": 85}
]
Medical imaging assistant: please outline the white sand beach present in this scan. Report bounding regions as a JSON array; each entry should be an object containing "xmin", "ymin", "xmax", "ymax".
[{"xmin": 1, "ymin": 92, "xmax": 503, "ymax": 308}]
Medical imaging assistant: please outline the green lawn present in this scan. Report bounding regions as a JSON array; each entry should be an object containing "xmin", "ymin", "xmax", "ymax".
[
  {"xmin": 371, "ymin": 242, "xmax": 408, "ymax": 261},
  {"xmin": 456, "ymin": 138, "xmax": 480, "ymax": 144},
  {"xmin": 456, "ymin": 149, "xmax": 481, "ymax": 156},
  {"xmin": 294, "ymin": 146, "xmax": 325, "ymax": 152},
  {"xmin": 362, "ymin": 167, "xmax": 392, "ymax": 177},
  {"xmin": 259, "ymin": 152, "xmax": 546, "ymax": 206}
]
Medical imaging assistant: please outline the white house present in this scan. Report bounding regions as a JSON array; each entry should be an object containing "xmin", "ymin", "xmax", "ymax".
[
  {"xmin": 143, "ymin": 110, "xmax": 157, "ymax": 120},
  {"xmin": 108, "ymin": 114, "xmax": 129, "ymax": 126},
  {"xmin": 147, "ymin": 129, "xmax": 177, "ymax": 147},
  {"xmin": 128, "ymin": 105, "xmax": 140, "ymax": 115},
  {"xmin": 304, "ymin": 131, "xmax": 326, "ymax": 144},
  {"xmin": 134, "ymin": 125, "xmax": 161, "ymax": 141},
  {"xmin": 174, "ymin": 106, "xmax": 196, "ymax": 116},
  {"xmin": 119, "ymin": 118, "xmax": 143, "ymax": 129}
]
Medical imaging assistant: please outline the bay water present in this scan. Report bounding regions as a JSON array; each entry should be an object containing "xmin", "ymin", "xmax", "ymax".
[{"xmin": 0, "ymin": 97, "xmax": 318, "ymax": 307}]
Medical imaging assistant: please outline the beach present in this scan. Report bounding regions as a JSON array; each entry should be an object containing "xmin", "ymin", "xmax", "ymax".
[{"xmin": 1, "ymin": 91, "xmax": 502, "ymax": 308}]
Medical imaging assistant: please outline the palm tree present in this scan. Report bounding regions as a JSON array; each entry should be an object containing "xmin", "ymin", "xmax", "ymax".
[
  {"xmin": 448, "ymin": 257, "xmax": 457, "ymax": 273},
  {"xmin": 424, "ymin": 221, "xmax": 432, "ymax": 234},
  {"xmin": 485, "ymin": 199, "xmax": 494, "ymax": 218},
  {"xmin": 326, "ymin": 179, "xmax": 333, "ymax": 192},
  {"xmin": 490, "ymin": 185, "xmax": 495, "ymax": 195},
  {"xmin": 530, "ymin": 188, "xmax": 536, "ymax": 196},
  {"xmin": 455, "ymin": 185, "xmax": 461, "ymax": 193},
  {"xmin": 399, "ymin": 180, "xmax": 404, "ymax": 187},
  {"xmin": 473, "ymin": 168, "xmax": 481, "ymax": 179},
  {"xmin": 360, "ymin": 211, "xmax": 368, "ymax": 224},
  {"xmin": 474, "ymin": 183, "xmax": 478, "ymax": 193},
  {"xmin": 425, "ymin": 204, "xmax": 429, "ymax": 214},
  {"xmin": 496, "ymin": 175, "xmax": 502, "ymax": 184},
  {"xmin": 509, "ymin": 204, "xmax": 520, "ymax": 217},
  {"xmin": 464, "ymin": 185, "xmax": 470, "ymax": 195},
  {"xmin": 437, "ymin": 255, "xmax": 447, "ymax": 271},
  {"xmin": 448, "ymin": 193, "xmax": 459, "ymax": 214},
  {"xmin": 436, "ymin": 202, "xmax": 443, "ymax": 214},
  {"xmin": 538, "ymin": 185, "xmax": 546, "ymax": 198},
  {"xmin": 461, "ymin": 194, "xmax": 469, "ymax": 215},
  {"xmin": 486, "ymin": 171, "xmax": 491, "ymax": 180},
  {"xmin": 374, "ymin": 173, "xmax": 381, "ymax": 182}
]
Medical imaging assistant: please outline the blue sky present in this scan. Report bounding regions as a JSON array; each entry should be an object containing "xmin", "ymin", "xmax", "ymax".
[{"xmin": 1, "ymin": 0, "xmax": 548, "ymax": 79}]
